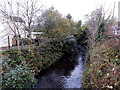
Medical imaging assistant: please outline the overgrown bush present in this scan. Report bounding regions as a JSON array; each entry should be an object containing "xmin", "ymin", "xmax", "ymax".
[
  {"xmin": 2, "ymin": 38, "xmax": 64, "ymax": 88},
  {"xmin": 20, "ymin": 38, "xmax": 31, "ymax": 45},
  {"xmin": 62, "ymin": 35, "xmax": 77, "ymax": 53},
  {"xmin": 2, "ymin": 41, "xmax": 63, "ymax": 75},
  {"xmin": 2, "ymin": 57, "xmax": 37, "ymax": 88},
  {"xmin": 83, "ymin": 39, "xmax": 120, "ymax": 88},
  {"xmin": 82, "ymin": 7, "xmax": 120, "ymax": 89}
]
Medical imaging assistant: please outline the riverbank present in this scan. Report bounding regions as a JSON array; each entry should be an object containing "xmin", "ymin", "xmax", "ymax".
[
  {"xmin": 1, "ymin": 42, "xmax": 63, "ymax": 88},
  {"xmin": 2, "ymin": 43, "xmax": 88, "ymax": 88},
  {"xmin": 82, "ymin": 38, "xmax": 120, "ymax": 88}
]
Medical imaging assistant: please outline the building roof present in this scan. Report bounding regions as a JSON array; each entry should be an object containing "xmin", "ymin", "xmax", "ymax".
[{"xmin": 9, "ymin": 16, "xmax": 25, "ymax": 23}]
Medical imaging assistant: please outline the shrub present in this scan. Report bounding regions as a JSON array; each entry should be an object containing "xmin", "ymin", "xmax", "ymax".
[
  {"xmin": 62, "ymin": 35, "xmax": 77, "ymax": 53},
  {"xmin": 2, "ymin": 57, "xmax": 37, "ymax": 88},
  {"xmin": 2, "ymin": 42, "xmax": 63, "ymax": 75},
  {"xmin": 20, "ymin": 38, "xmax": 31, "ymax": 45},
  {"xmin": 83, "ymin": 39, "xmax": 120, "ymax": 88}
]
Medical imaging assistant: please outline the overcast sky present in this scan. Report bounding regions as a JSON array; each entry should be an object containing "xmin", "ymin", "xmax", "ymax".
[
  {"xmin": 40, "ymin": 0, "xmax": 119, "ymax": 22},
  {"xmin": 0, "ymin": 0, "xmax": 119, "ymax": 47},
  {"xmin": 0, "ymin": 0, "xmax": 119, "ymax": 21}
]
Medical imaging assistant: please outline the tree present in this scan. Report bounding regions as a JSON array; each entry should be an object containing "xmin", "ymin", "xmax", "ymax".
[
  {"xmin": 18, "ymin": 0, "xmax": 42, "ymax": 50},
  {"xmin": 76, "ymin": 20, "xmax": 82, "ymax": 27},
  {"xmin": 85, "ymin": 6, "xmax": 117, "ymax": 46},
  {"xmin": 36, "ymin": 7, "xmax": 77, "ymax": 43},
  {"xmin": 0, "ymin": 0, "xmax": 42, "ymax": 52},
  {"xmin": 66, "ymin": 13, "xmax": 72, "ymax": 20},
  {"xmin": 19, "ymin": 0, "xmax": 42, "ymax": 37},
  {"xmin": 0, "ymin": 0, "xmax": 25, "ymax": 53}
]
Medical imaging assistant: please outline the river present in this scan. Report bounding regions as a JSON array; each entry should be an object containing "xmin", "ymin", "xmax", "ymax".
[{"xmin": 35, "ymin": 45, "xmax": 87, "ymax": 89}]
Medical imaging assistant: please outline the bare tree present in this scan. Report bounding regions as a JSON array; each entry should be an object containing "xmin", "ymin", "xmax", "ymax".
[
  {"xmin": 85, "ymin": 6, "xmax": 115, "ymax": 45},
  {"xmin": 0, "ymin": 0, "xmax": 42, "ymax": 52},
  {"xmin": 19, "ymin": 0, "xmax": 42, "ymax": 50},
  {"xmin": 0, "ymin": 0, "xmax": 25, "ymax": 53}
]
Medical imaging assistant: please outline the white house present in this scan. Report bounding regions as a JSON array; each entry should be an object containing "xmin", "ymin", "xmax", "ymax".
[
  {"xmin": 0, "ymin": 16, "xmax": 27, "ymax": 48},
  {"xmin": 0, "ymin": 16, "xmax": 44, "ymax": 48}
]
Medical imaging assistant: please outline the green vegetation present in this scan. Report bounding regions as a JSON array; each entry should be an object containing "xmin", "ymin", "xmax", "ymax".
[
  {"xmin": 62, "ymin": 35, "xmax": 77, "ymax": 54},
  {"xmin": 1, "ymin": 7, "xmax": 83, "ymax": 88},
  {"xmin": 83, "ymin": 39, "xmax": 120, "ymax": 88},
  {"xmin": 1, "ymin": 1, "xmax": 119, "ymax": 88},
  {"xmin": 2, "ymin": 57, "xmax": 37, "ymax": 88},
  {"xmin": 82, "ymin": 8, "xmax": 120, "ymax": 89}
]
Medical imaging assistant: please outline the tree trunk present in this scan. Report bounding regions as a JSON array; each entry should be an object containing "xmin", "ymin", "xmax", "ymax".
[
  {"xmin": 8, "ymin": 36, "xmax": 10, "ymax": 50},
  {"xmin": 16, "ymin": 35, "xmax": 20, "ymax": 54}
]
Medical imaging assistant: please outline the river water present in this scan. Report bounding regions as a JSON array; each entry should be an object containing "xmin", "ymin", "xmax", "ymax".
[{"xmin": 35, "ymin": 47, "xmax": 86, "ymax": 89}]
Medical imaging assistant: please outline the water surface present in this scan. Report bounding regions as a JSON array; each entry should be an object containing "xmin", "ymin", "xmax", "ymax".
[{"xmin": 35, "ymin": 51, "xmax": 86, "ymax": 89}]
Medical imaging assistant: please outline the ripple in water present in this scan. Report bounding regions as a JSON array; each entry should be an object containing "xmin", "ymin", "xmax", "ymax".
[{"xmin": 63, "ymin": 57, "xmax": 83, "ymax": 88}]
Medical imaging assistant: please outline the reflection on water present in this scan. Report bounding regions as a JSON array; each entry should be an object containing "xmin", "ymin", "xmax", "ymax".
[{"xmin": 63, "ymin": 57, "xmax": 83, "ymax": 88}]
